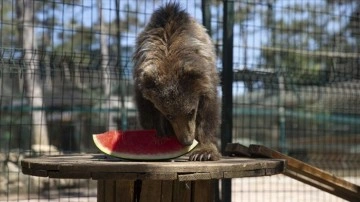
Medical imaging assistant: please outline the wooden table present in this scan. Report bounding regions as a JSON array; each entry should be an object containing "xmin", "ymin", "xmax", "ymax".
[{"xmin": 21, "ymin": 154, "xmax": 285, "ymax": 202}]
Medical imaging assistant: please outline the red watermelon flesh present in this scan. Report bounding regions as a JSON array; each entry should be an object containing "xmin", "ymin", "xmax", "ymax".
[{"xmin": 93, "ymin": 130, "xmax": 198, "ymax": 160}]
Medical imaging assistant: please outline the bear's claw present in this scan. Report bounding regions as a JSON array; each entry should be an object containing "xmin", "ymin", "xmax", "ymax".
[{"xmin": 189, "ymin": 150, "xmax": 220, "ymax": 161}]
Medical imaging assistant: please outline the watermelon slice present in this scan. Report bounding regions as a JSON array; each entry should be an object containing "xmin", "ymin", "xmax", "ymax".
[{"xmin": 93, "ymin": 130, "xmax": 198, "ymax": 160}]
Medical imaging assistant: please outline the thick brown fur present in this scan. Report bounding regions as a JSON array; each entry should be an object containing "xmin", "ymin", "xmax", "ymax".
[{"xmin": 133, "ymin": 3, "xmax": 221, "ymax": 161}]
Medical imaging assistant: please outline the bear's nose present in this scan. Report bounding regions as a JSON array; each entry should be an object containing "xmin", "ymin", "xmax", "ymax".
[{"xmin": 180, "ymin": 137, "xmax": 194, "ymax": 146}]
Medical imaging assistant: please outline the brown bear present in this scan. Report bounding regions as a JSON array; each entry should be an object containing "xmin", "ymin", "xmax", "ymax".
[{"xmin": 133, "ymin": 3, "xmax": 221, "ymax": 161}]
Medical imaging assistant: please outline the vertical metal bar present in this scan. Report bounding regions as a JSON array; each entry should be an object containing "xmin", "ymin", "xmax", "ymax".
[
  {"xmin": 201, "ymin": 0, "xmax": 212, "ymax": 36},
  {"xmin": 201, "ymin": 2, "xmax": 220, "ymax": 200},
  {"xmin": 221, "ymin": 0, "xmax": 234, "ymax": 157},
  {"xmin": 115, "ymin": 0, "xmax": 127, "ymax": 130},
  {"xmin": 221, "ymin": 1, "xmax": 234, "ymax": 202}
]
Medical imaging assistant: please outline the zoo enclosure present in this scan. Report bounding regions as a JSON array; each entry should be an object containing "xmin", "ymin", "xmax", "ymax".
[{"xmin": 0, "ymin": 0, "xmax": 359, "ymax": 201}]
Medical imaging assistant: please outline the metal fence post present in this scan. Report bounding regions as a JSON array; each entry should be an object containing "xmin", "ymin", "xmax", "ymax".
[{"xmin": 221, "ymin": 0, "xmax": 234, "ymax": 201}]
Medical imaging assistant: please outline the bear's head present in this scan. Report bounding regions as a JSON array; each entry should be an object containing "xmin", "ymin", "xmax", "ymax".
[{"xmin": 137, "ymin": 61, "xmax": 216, "ymax": 146}]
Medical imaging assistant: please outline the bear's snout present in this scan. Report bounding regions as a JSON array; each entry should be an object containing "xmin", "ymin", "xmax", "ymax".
[
  {"xmin": 169, "ymin": 118, "xmax": 196, "ymax": 146},
  {"xmin": 179, "ymin": 136, "xmax": 194, "ymax": 146}
]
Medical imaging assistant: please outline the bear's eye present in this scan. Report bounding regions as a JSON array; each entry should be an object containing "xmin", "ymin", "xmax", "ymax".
[
  {"xmin": 187, "ymin": 109, "xmax": 196, "ymax": 119},
  {"xmin": 166, "ymin": 114, "xmax": 175, "ymax": 121},
  {"xmin": 143, "ymin": 78, "xmax": 157, "ymax": 89}
]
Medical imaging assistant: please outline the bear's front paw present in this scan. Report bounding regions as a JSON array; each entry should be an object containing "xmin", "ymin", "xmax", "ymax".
[{"xmin": 189, "ymin": 148, "xmax": 221, "ymax": 161}]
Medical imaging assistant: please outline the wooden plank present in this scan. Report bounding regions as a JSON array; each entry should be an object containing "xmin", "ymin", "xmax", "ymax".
[
  {"xmin": 48, "ymin": 171, "xmax": 91, "ymax": 179},
  {"xmin": 139, "ymin": 180, "xmax": 162, "ymax": 202},
  {"xmin": 115, "ymin": 180, "xmax": 134, "ymax": 202},
  {"xmin": 92, "ymin": 172, "xmax": 177, "ymax": 180},
  {"xmin": 178, "ymin": 173, "xmax": 212, "ymax": 181},
  {"xmin": 98, "ymin": 180, "xmax": 117, "ymax": 202},
  {"xmin": 224, "ymin": 169, "xmax": 265, "ymax": 178},
  {"xmin": 20, "ymin": 152, "xmax": 286, "ymax": 196},
  {"xmin": 178, "ymin": 172, "xmax": 224, "ymax": 181},
  {"xmin": 21, "ymin": 154, "xmax": 285, "ymax": 176},
  {"xmin": 172, "ymin": 181, "xmax": 191, "ymax": 202},
  {"xmin": 92, "ymin": 172, "xmax": 138, "ymax": 180},
  {"xmin": 138, "ymin": 172, "xmax": 177, "ymax": 180},
  {"xmin": 161, "ymin": 181, "xmax": 173, "ymax": 202},
  {"xmin": 21, "ymin": 167, "xmax": 48, "ymax": 177},
  {"xmin": 249, "ymin": 144, "xmax": 360, "ymax": 202},
  {"xmin": 264, "ymin": 167, "xmax": 283, "ymax": 176},
  {"xmin": 284, "ymin": 170, "xmax": 359, "ymax": 202},
  {"xmin": 99, "ymin": 179, "xmax": 134, "ymax": 202},
  {"xmin": 225, "ymin": 143, "xmax": 251, "ymax": 157},
  {"xmin": 191, "ymin": 180, "xmax": 215, "ymax": 202},
  {"xmin": 97, "ymin": 180, "xmax": 105, "ymax": 202},
  {"xmin": 223, "ymin": 166, "xmax": 284, "ymax": 179},
  {"xmin": 210, "ymin": 171, "xmax": 224, "ymax": 179},
  {"xmin": 104, "ymin": 180, "xmax": 116, "ymax": 202},
  {"xmin": 21, "ymin": 158, "xmax": 60, "ymax": 170}
]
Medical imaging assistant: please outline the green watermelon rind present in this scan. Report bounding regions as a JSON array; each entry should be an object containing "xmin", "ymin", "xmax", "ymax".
[{"xmin": 92, "ymin": 133, "xmax": 198, "ymax": 160}]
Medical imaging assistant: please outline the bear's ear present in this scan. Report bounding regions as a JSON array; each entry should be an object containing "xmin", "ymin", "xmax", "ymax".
[
  {"xmin": 182, "ymin": 69, "xmax": 206, "ymax": 88},
  {"xmin": 141, "ymin": 74, "xmax": 155, "ymax": 89},
  {"xmin": 181, "ymin": 65, "xmax": 214, "ymax": 94},
  {"xmin": 140, "ymin": 67, "xmax": 158, "ymax": 90},
  {"xmin": 182, "ymin": 64, "xmax": 204, "ymax": 81}
]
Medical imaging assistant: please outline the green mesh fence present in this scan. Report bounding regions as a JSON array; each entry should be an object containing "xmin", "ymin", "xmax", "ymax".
[{"xmin": 0, "ymin": 0, "xmax": 359, "ymax": 201}]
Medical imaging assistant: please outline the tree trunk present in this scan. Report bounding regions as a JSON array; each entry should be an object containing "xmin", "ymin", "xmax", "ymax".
[
  {"xmin": 98, "ymin": 1, "xmax": 111, "ymax": 97},
  {"xmin": 16, "ymin": 0, "xmax": 51, "ymax": 149},
  {"xmin": 97, "ymin": 0, "xmax": 116, "ymax": 130}
]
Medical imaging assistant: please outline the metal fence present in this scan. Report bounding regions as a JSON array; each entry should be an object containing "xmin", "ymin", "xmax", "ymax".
[{"xmin": 0, "ymin": 0, "xmax": 359, "ymax": 201}]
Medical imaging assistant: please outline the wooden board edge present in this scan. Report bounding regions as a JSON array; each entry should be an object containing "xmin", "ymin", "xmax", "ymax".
[{"xmin": 249, "ymin": 144, "xmax": 360, "ymax": 201}]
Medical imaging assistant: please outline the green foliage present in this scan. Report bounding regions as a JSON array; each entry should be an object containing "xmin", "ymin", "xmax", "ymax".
[
  {"xmin": 0, "ymin": 0, "xmax": 20, "ymax": 47},
  {"xmin": 260, "ymin": 1, "xmax": 358, "ymax": 85}
]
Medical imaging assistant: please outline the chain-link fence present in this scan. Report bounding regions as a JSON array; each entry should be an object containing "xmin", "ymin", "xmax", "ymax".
[{"xmin": 0, "ymin": 0, "xmax": 359, "ymax": 201}]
